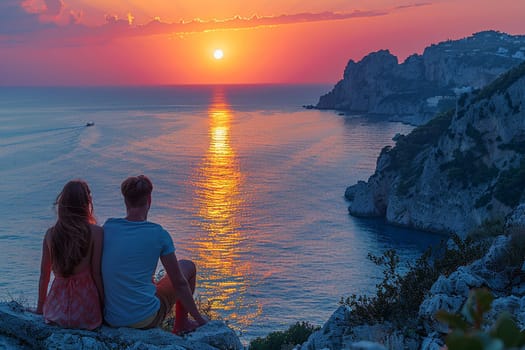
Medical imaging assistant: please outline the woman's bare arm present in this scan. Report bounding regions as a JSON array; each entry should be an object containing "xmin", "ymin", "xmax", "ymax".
[
  {"xmin": 90, "ymin": 224, "xmax": 104, "ymax": 305},
  {"xmin": 36, "ymin": 231, "xmax": 52, "ymax": 314}
]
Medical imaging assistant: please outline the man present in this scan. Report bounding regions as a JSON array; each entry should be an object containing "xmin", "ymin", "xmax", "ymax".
[{"xmin": 102, "ymin": 175, "xmax": 207, "ymax": 333}]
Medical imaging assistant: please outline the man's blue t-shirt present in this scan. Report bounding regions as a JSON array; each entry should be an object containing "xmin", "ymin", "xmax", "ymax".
[{"xmin": 102, "ymin": 218, "xmax": 175, "ymax": 327}]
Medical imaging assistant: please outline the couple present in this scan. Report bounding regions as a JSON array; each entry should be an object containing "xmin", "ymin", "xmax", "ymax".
[{"xmin": 36, "ymin": 175, "xmax": 207, "ymax": 333}]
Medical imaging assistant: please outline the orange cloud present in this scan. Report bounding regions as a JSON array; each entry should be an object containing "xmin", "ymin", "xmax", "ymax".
[{"xmin": 0, "ymin": 1, "xmax": 432, "ymax": 47}]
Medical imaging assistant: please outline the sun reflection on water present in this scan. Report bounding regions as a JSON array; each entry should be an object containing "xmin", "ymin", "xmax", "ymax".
[{"xmin": 191, "ymin": 88, "xmax": 261, "ymax": 331}]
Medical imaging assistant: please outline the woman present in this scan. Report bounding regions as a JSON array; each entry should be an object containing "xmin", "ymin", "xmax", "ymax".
[{"xmin": 36, "ymin": 180, "xmax": 104, "ymax": 330}]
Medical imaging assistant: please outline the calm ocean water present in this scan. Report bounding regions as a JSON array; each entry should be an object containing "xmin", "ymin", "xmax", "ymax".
[{"xmin": 0, "ymin": 85, "xmax": 443, "ymax": 342}]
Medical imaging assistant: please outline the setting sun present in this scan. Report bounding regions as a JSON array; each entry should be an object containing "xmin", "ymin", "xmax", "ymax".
[{"xmin": 213, "ymin": 49, "xmax": 224, "ymax": 60}]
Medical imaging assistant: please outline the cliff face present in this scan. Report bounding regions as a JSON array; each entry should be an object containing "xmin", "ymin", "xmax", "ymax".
[
  {"xmin": 317, "ymin": 31, "xmax": 525, "ymax": 125},
  {"xmin": 345, "ymin": 61, "xmax": 525, "ymax": 237}
]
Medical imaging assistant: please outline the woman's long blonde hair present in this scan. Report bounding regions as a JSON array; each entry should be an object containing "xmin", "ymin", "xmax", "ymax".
[{"xmin": 49, "ymin": 180, "xmax": 96, "ymax": 277}]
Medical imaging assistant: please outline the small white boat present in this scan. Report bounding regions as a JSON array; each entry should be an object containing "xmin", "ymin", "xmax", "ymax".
[{"xmin": 86, "ymin": 121, "xmax": 95, "ymax": 127}]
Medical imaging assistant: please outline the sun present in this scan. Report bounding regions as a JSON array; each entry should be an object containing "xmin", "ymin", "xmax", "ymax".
[{"xmin": 213, "ymin": 49, "xmax": 224, "ymax": 60}]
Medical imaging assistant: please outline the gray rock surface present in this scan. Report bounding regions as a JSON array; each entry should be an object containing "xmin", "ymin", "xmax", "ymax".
[
  {"xmin": 504, "ymin": 203, "xmax": 525, "ymax": 235},
  {"xmin": 419, "ymin": 236, "xmax": 512, "ymax": 332},
  {"xmin": 0, "ymin": 302, "xmax": 242, "ymax": 350},
  {"xmin": 347, "ymin": 341, "xmax": 387, "ymax": 350},
  {"xmin": 299, "ymin": 305, "xmax": 351, "ymax": 350},
  {"xmin": 418, "ymin": 234, "xmax": 525, "ymax": 347}
]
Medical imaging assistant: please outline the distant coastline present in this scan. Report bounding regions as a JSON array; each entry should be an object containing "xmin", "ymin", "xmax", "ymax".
[{"xmin": 310, "ymin": 30, "xmax": 525, "ymax": 126}]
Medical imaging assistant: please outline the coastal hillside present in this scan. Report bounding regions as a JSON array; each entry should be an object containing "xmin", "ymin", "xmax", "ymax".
[
  {"xmin": 315, "ymin": 31, "xmax": 525, "ymax": 125},
  {"xmin": 345, "ymin": 61, "xmax": 525, "ymax": 237}
]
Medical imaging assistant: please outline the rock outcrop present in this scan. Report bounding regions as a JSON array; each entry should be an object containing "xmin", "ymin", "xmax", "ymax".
[
  {"xmin": 0, "ymin": 303, "xmax": 242, "ymax": 350},
  {"xmin": 345, "ymin": 61, "xmax": 525, "ymax": 237},
  {"xmin": 299, "ymin": 233, "xmax": 525, "ymax": 350},
  {"xmin": 315, "ymin": 31, "xmax": 525, "ymax": 125},
  {"xmin": 418, "ymin": 234, "xmax": 525, "ymax": 348}
]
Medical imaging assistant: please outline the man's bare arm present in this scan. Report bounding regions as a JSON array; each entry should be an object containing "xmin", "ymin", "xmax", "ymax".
[{"xmin": 160, "ymin": 252, "xmax": 207, "ymax": 326}]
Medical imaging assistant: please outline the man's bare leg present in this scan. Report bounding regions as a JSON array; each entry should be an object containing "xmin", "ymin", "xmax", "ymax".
[
  {"xmin": 156, "ymin": 259, "xmax": 199, "ymax": 333},
  {"xmin": 173, "ymin": 259, "xmax": 199, "ymax": 334}
]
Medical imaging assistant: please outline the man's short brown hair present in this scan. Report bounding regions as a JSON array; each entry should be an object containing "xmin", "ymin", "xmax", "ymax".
[{"xmin": 121, "ymin": 175, "xmax": 153, "ymax": 208}]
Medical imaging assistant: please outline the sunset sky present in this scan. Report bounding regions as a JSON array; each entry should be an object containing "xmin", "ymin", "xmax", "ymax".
[{"xmin": 1, "ymin": 0, "xmax": 525, "ymax": 85}]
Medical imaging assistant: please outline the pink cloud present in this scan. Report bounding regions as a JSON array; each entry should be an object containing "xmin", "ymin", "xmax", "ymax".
[
  {"xmin": 43, "ymin": 0, "xmax": 64, "ymax": 16},
  {"xmin": 0, "ymin": 1, "xmax": 432, "ymax": 47}
]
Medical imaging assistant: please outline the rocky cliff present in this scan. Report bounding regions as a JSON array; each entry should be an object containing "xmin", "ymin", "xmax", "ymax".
[
  {"xmin": 300, "ymin": 231, "xmax": 525, "ymax": 350},
  {"xmin": 345, "ymin": 61, "xmax": 525, "ymax": 237},
  {"xmin": 316, "ymin": 31, "xmax": 525, "ymax": 125}
]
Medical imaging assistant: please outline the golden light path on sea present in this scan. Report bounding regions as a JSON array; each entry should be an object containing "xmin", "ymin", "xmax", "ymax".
[{"xmin": 191, "ymin": 88, "xmax": 262, "ymax": 329}]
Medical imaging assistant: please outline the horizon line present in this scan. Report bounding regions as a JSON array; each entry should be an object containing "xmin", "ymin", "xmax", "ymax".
[{"xmin": 0, "ymin": 82, "xmax": 336, "ymax": 88}]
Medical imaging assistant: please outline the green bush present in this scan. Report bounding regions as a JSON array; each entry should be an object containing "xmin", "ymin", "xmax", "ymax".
[
  {"xmin": 499, "ymin": 232, "xmax": 525, "ymax": 268},
  {"xmin": 505, "ymin": 92, "xmax": 514, "ymax": 110},
  {"xmin": 458, "ymin": 94, "xmax": 468, "ymax": 107},
  {"xmin": 497, "ymin": 135, "xmax": 525, "ymax": 154},
  {"xmin": 474, "ymin": 192, "xmax": 492, "ymax": 209},
  {"xmin": 440, "ymin": 149, "xmax": 498, "ymax": 188},
  {"xmin": 494, "ymin": 160, "xmax": 525, "ymax": 207},
  {"xmin": 472, "ymin": 61, "xmax": 525, "ymax": 103},
  {"xmin": 465, "ymin": 123, "xmax": 488, "ymax": 153},
  {"xmin": 468, "ymin": 219, "xmax": 504, "ymax": 240},
  {"xmin": 340, "ymin": 234, "xmax": 489, "ymax": 327},
  {"xmin": 436, "ymin": 288, "xmax": 525, "ymax": 350},
  {"xmin": 386, "ymin": 110, "xmax": 453, "ymax": 195},
  {"xmin": 387, "ymin": 109, "xmax": 453, "ymax": 173},
  {"xmin": 396, "ymin": 165, "xmax": 423, "ymax": 196},
  {"xmin": 249, "ymin": 322, "xmax": 320, "ymax": 350}
]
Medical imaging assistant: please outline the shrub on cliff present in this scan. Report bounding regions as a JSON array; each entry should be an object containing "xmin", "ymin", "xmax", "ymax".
[
  {"xmin": 384, "ymin": 109, "xmax": 454, "ymax": 195},
  {"xmin": 249, "ymin": 322, "xmax": 320, "ymax": 350},
  {"xmin": 387, "ymin": 109, "xmax": 454, "ymax": 173},
  {"xmin": 494, "ymin": 160, "xmax": 525, "ymax": 207},
  {"xmin": 340, "ymin": 234, "xmax": 489, "ymax": 327},
  {"xmin": 472, "ymin": 61, "xmax": 525, "ymax": 103}
]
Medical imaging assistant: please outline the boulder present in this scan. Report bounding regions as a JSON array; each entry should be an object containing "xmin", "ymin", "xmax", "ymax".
[
  {"xmin": 347, "ymin": 340, "xmax": 387, "ymax": 350},
  {"xmin": 299, "ymin": 305, "xmax": 351, "ymax": 350},
  {"xmin": 419, "ymin": 333, "xmax": 444, "ymax": 350},
  {"xmin": 419, "ymin": 235, "xmax": 518, "ymax": 334}
]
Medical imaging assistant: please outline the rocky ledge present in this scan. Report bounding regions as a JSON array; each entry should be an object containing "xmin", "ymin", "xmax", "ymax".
[{"xmin": 0, "ymin": 303, "xmax": 242, "ymax": 350}]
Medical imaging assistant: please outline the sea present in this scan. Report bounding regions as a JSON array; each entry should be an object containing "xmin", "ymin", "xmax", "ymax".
[{"xmin": 0, "ymin": 85, "xmax": 444, "ymax": 342}]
